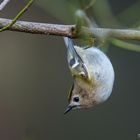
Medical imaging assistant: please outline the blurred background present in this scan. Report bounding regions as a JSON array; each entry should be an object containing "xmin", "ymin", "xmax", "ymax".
[{"xmin": 0, "ymin": 0, "xmax": 140, "ymax": 140}]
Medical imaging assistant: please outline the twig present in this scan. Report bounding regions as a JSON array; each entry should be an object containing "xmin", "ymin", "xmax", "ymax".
[
  {"xmin": 0, "ymin": 18, "xmax": 140, "ymax": 41},
  {"xmin": 0, "ymin": 18, "xmax": 75, "ymax": 37},
  {"xmin": 0, "ymin": 0, "xmax": 10, "ymax": 11},
  {"xmin": 0, "ymin": 0, "xmax": 35, "ymax": 32},
  {"xmin": 111, "ymin": 38, "xmax": 140, "ymax": 52}
]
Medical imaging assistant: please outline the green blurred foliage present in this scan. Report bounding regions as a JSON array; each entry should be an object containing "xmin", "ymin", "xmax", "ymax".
[
  {"xmin": 36, "ymin": 0, "xmax": 140, "ymax": 52},
  {"xmin": 37, "ymin": 0, "xmax": 140, "ymax": 27}
]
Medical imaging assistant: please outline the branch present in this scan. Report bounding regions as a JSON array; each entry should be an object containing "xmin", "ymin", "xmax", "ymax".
[
  {"xmin": 0, "ymin": 18, "xmax": 140, "ymax": 40},
  {"xmin": 0, "ymin": 18, "xmax": 74, "ymax": 37},
  {"xmin": 111, "ymin": 38, "xmax": 140, "ymax": 52},
  {"xmin": 0, "ymin": 0, "xmax": 10, "ymax": 11}
]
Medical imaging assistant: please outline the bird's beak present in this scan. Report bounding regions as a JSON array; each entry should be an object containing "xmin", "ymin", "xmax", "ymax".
[{"xmin": 64, "ymin": 105, "xmax": 76, "ymax": 115}]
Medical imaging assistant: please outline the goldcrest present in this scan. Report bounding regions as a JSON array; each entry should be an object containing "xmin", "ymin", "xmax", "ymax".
[{"xmin": 63, "ymin": 37, "xmax": 115, "ymax": 114}]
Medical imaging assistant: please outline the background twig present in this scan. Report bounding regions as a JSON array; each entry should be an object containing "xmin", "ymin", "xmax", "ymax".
[
  {"xmin": 0, "ymin": 0, "xmax": 35, "ymax": 32},
  {"xmin": 0, "ymin": 0, "xmax": 10, "ymax": 11}
]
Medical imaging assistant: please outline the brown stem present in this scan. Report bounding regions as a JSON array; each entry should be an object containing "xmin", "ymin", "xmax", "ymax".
[{"xmin": 0, "ymin": 18, "xmax": 140, "ymax": 40}]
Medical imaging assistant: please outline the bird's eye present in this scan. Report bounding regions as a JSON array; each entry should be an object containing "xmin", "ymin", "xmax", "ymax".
[
  {"xmin": 79, "ymin": 72, "xmax": 86, "ymax": 78},
  {"xmin": 73, "ymin": 97, "xmax": 79, "ymax": 102}
]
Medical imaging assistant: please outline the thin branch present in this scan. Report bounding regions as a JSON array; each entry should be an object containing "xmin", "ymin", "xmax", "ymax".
[
  {"xmin": 0, "ymin": 0, "xmax": 10, "ymax": 11},
  {"xmin": 111, "ymin": 38, "xmax": 140, "ymax": 52},
  {"xmin": 0, "ymin": 18, "xmax": 140, "ymax": 41},
  {"xmin": 0, "ymin": 18, "xmax": 74, "ymax": 37},
  {"xmin": 0, "ymin": 0, "xmax": 35, "ymax": 32}
]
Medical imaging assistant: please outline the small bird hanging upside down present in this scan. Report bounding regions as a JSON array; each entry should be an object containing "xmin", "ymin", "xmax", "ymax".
[{"xmin": 63, "ymin": 37, "xmax": 115, "ymax": 114}]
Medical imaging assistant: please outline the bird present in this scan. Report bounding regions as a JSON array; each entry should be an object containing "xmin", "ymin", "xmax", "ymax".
[{"xmin": 63, "ymin": 37, "xmax": 115, "ymax": 114}]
